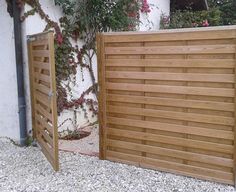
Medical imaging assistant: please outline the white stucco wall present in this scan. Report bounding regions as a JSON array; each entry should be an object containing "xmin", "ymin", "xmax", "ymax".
[
  {"xmin": 0, "ymin": 0, "xmax": 170, "ymax": 140},
  {"xmin": 0, "ymin": 1, "xmax": 20, "ymax": 141},
  {"xmin": 22, "ymin": 0, "xmax": 64, "ymax": 135},
  {"xmin": 22, "ymin": 0, "xmax": 98, "ymax": 134},
  {"xmin": 57, "ymin": 0, "xmax": 170, "ymax": 133},
  {"xmin": 140, "ymin": 0, "xmax": 170, "ymax": 31}
]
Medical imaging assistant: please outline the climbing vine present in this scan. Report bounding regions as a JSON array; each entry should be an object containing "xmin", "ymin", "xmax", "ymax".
[
  {"xmin": 53, "ymin": 0, "xmax": 143, "ymax": 117},
  {"xmin": 6, "ymin": 0, "xmax": 150, "ymax": 128}
]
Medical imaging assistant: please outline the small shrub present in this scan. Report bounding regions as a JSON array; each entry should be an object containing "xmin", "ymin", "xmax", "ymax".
[
  {"xmin": 161, "ymin": 0, "xmax": 236, "ymax": 29},
  {"xmin": 160, "ymin": 8, "xmax": 221, "ymax": 29}
]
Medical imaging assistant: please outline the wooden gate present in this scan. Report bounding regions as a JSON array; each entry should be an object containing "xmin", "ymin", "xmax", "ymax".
[
  {"xmin": 97, "ymin": 26, "xmax": 236, "ymax": 185},
  {"xmin": 28, "ymin": 31, "xmax": 59, "ymax": 171}
]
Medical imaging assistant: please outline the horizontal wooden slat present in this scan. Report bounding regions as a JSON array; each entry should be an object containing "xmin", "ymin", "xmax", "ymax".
[
  {"xmin": 107, "ymin": 127, "xmax": 233, "ymax": 154},
  {"xmin": 34, "ymin": 83, "xmax": 50, "ymax": 95},
  {"xmin": 107, "ymin": 117, "xmax": 234, "ymax": 140},
  {"xmin": 36, "ymin": 104, "xmax": 52, "ymax": 122},
  {"xmin": 37, "ymin": 135, "xmax": 55, "ymax": 165},
  {"xmin": 35, "ymin": 113, "xmax": 53, "ymax": 135},
  {"xmin": 107, "ymin": 128, "xmax": 233, "ymax": 154},
  {"xmin": 33, "ymin": 61, "xmax": 50, "ymax": 70},
  {"xmin": 35, "ymin": 72, "xmax": 50, "ymax": 83},
  {"xmin": 106, "ymin": 151, "xmax": 234, "ymax": 185},
  {"xmin": 107, "ymin": 139, "xmax": 233, "ymax": 168},
  {"xmin": 35, "ymin": 91, "xmax": 51, "ymax": 106},
  {"xmin": 107, "ymin": 105, "xmax": 234, "ymax": 126},
  {"xmin": 105, "ymin": 59, "xmax": 235, "ymax": 68},
  {"xmin": 35, "ymin": 92, "xmax": 51, "ymax": 108},
  {"xmin": 99, "ymin": 27, "xmax": 236, "ymax": 185},
  {"xmin": 106, "ymin": 83, "xmax": 234, "ymax": 97},
  {"xmin": 107, "ymin": 94, "xmax": 234, "ymax": 112},
  {"xmin": 106, "ymin": 71, "xmax": 234, "ymax": 83},
  {"xmin": 32, "ymin": 50, "xmax": 49, "ymax": 58},
  {"xmin": 107, "ymin": 127, "xmax": 233, "ymax": 155},
  {"xmin": 32, "ymin": 38, "xmax": 48, "ymax": 46},
  {"xmin": 105, "ymin": 45, "xmax": 236, "ymax": 55},
  {"xmin": 103, "ymin": 26, "xmax": 236, "ymax": 42},
  {"xmin": 37, "ymin": 123, "xmax": 53, "ymax": 147},
  {"xmin": 37, "ymin": 128, "xmax": 54, "ymax": 156}
]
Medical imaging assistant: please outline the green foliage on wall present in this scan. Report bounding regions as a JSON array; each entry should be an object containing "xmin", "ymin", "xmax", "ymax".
[{"xmin": 55, "ymin": 0, "xmax": 140, "ymax": 38}]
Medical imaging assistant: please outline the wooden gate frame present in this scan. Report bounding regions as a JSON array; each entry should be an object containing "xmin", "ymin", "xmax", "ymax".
[
  {"xmin": 97, "ymin": 25, "xmax": 236, "ymax": 186},
  {"xmin": 28, "ymin": 31, "xmax": 59, "ymax": 171}
]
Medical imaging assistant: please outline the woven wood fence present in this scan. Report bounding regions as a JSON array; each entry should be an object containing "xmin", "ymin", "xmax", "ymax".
[
  {"xmin": 28, "ymin": 31, "xmax": 59, "ymax": 171},
  {"xmin": 97, "ymin": 26, "xmax": 236, "ymax": 185}
]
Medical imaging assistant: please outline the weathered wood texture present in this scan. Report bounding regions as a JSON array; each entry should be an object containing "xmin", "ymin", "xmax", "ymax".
[
  {"xmin": 97, "ymin": 26, "xmax": 236, "ymax": 185},
  {"xmin": 28, "ymin": 31, "xmax": 59, "ymax": 171}
]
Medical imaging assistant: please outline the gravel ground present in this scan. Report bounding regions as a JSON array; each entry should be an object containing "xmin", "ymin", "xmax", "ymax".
[{"xmin": 0, "ymin": 138, "xmax": 235, "ymax": 192}]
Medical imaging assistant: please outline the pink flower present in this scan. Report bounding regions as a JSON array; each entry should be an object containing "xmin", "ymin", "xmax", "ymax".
[
  {"xmin": 192, "ymin": 22, "xmax": 198, "ymax": 27},
  {"xmin": 56, "ymin": 33, "xmax": 63, "ymax": 45},
  {"xmin": 68, "ymin": 58, "xmax": 74, "ymax": 65},
  {"xmin": 141, "ymin": 0, "xmax": 151, "ymax": 13},
  {"xmin": 202, "ymin": 20, "xmax": 209, "ymax": 27}
]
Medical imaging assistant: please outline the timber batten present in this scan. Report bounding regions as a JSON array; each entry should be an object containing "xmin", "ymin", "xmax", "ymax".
[{"xmin": 98, "ymin": 26, "xmax": 236, "ymax": 185}]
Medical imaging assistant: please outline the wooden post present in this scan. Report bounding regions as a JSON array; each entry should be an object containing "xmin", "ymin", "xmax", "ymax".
[
  {"xmin": 48, "ymin": 32, "xmax": 59, "ymax": 171},
  {"xmin": 97, "ymin": 33, "xmax": 107, "ymax": 159},
  {"xmin": 234, "ymin": 36, "xmax": 236, "ymax": 188},
  {"xmin": 27, "ymin": 37, "xmax": 36, "ymax": 139}
]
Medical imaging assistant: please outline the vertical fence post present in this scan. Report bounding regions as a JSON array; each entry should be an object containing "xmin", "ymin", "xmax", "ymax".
[
  {"xmin": 27, "ymin": 37, "xmax": 36, "ymax": 139},
  {"xmin": 97, "ymin": 33, "xmax": 107, "ymax": 159},
  {"xmin": 48, "ymin": 32, "xmax": 59, "ymax": 171},
  {"xmin": 234, "ymin": 35, "xmax": 236, "ymax": 188}
]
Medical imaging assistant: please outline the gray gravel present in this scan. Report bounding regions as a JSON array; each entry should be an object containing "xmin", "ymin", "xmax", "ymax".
[{"xmin": 0, "ymin": 138, "xmax": 235, "ymax": 192}]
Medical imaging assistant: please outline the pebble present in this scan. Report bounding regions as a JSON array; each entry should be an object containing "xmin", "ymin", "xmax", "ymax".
[{"xmin": 0, "ymin": 138, "xmax": 235, "ymax": 192}]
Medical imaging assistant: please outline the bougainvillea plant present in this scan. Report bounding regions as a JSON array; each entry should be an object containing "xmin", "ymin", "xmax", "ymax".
[
  {"xmin": 53, "ymin": 0, "xmax": 142, "ymax": 116},
  {"xmin": 6, "ymin": 0, "xmax": 151, "ymax": 134},
  {"xmin": 6, "ymin": 0, "xmax": 150, "ymax": 130},
  {"xmin": 141, "ymin": 0, "xmax": 151, "ymax": 13}
]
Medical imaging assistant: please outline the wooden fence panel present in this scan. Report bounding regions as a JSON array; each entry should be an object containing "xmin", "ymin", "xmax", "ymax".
[
  {"xmin": 97, "ymin": 26, "xmax": 236, "ymax": 185},
  {"xmin": 28, "ymin": 31, "xmax": 59, "ymax": 171}
]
